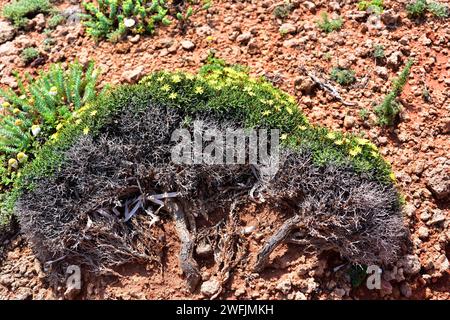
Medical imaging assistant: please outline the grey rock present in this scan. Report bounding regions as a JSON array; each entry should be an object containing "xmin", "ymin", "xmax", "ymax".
[
  {"xmin": 343, "ymin": 116, "xmax": 355, "ymax": 129},
  {"xmin": 236, "ymin": 32, "xmax": 252, "ymax": 44},
  {"xmin": 276, "ymin": 278, "xmax": 292, "ymax": 295},
  {"xmin": 200, "ymin": 278, "xmax": 221, "ymax": 297},
  {"xmin": 121, "ymin": 66, "xmax": 144, "ymax": 83},
  {"xmin": 196, "ymin": 243, "xmax": 213, "ymax": 256},
  {"xmin": 0, "ymin": 21, "xmax": 15, "ymax": 44},
  {"xmin": 375, "ymin": 66, "xmax": 389, "ymax": 80},
  {"xmin": 279, "ymin": 23, "xmax": 296, "ymax": 35},
  {"xmin": 425, "ymin": 158, "xmax": 449, "ymax": 200},
  {"xmin": 397, "ymin": 254, "xmax": 421, "ymax": 275},
  {"xmin": 400, "ymin": 282, "xmax": 412, "ymax": 298},
  {"xmin": 181, "ymin": 40, "xmax": 195, "ymax": 51},
  {"xmin": 434, "ymin": 254, "xmax": 449, "ymax": 273},
  {"xmin": 418, "ymin": 226, "xmax": 429, "ymax": 239},
  {"xmin": 380, "ymin": 10, "xmax": 400, "ymax": 26}
]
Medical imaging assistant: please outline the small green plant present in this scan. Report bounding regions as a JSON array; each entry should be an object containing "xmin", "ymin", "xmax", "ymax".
[
  {"xmin": 330, "ymin": 67, "xmax": 356, "ymax": 86},
  {"xmin": 20, "ymin": 47, "xmax": 40, "ymax": 65},
  {"xmin": 0, "ymin": 61, "xmax": 103, "ymax": 193},
  {"xmin": 375, "ymin": 59, "xmax": 413, "ymax": 126},
  {"xmin": 317, "ymin": 12, "xmax": 343, "ymax": 33},
  {"xmin": 323, "ymin": 52, "xmax": 332, "ymax": 61},
  {"xmin": 406, "ymin": 0, "xmax": 427, "ymax": 17},
  {"xmin": 427, "ymin": 1, "xmax": 449, "ymax": 17},
  {"xmin": 358, "ymin": 0, "xmax": 384, "ymax": 13},
  {"xmin": 273, "ymin": 1, "xmax": 297, "ymax": 20},
  {"xmin": 359, "ymin": 108, "xmax": 369, "ymax": 120},
  {"xmin": 373, "ymin": 44, "xmax": 385, "ymax": 60},
  {"xmin": 81, "ymin": 0, "xmax": 172, "ymax": 42},
  {"xmin": 175, "ymin": 0, "xmax": 211, "ymax": 32},
  {"xmin": 47, "ymin": 13, "xmax": 65, "ymax": 28},
  {"xmin": 1, "ymin": 0, "xmax": 52, "ymax": 28}
]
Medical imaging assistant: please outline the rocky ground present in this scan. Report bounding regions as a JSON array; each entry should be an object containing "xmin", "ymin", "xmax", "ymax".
[{"xmin": 0, "ymin": 0, "xmax": 449, "ymax": 300}]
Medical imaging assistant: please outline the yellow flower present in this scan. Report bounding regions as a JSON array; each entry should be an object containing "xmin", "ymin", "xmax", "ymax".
[
  {"xmin": 368, "ymin": 143, "xmax": 378, "ymax": 151},
  {"xmin": 13, "ymin": 108, "xmax": 21, "ymax": 114},
  {"xmin": 262, "ymin": 110, "xmax": 272, "ymax": 116},
  {"xmin": 326, "ymin": 132, "xmax": 336, "ymax": 140},
  {"xmin": 51, "ymin": 133, "xmax": 59, "ymax": 140},
  {"xmin": 171, "ymin": 75, "xmax": 181, "ymax": 83},
  {"xmin": 31, "ymin": 125, "xmax": 41, "ymax": 136},
  {"xmin": 14, "ymin": 119, "xmax": 23, "ymax": 126},
  {"xmin": 185, "ymin": 73, "xmax": 195, "ymax": 80},
  {"xmin": 281, "ymin": 133, "xmax": 288, "ymax": 140},
  {"xmin": 349, "ymin": 146, "xmax": 362, "ymax": 157},
  {"xmin": 83, "ymin": 127, "xmax": 90, "ymax": 135},
  {"xmin": 334, "ymin": 139, "xmax": 344, "ymax": 146},
  {"xmin": 355, "ymin": 137, "xmax": 369, "ymax": 145},
  {"xmin": 206, "ymin": 36, "xmax": 215, "ymax": 42},
  {"xmin": 17, "ymin": 152, "xmax": 27, "ymax": 163},
  {"xmin": 19, "ymin": 95, "xmax": 26, "ymax": 100},
  {"xmin": 299, "ymin": 125, "xmax": 308, "ymax": 131},
  {"xmin": 161, "ymin": 84, "xmax": 171, "ymax": 92},
  {"xmin": 8, "ymin": 158, "xmax": 18, "ymax": 169},
  {"xmin": 266, "ymin": 100, "xmax": 274, "ymax": 106},
  {"xmin": 90, "ymin": 110, "xmax": 97, "ymax": 116},
  {"xmin": 157, "ymin": 75, "xmax": 165, "ymax": 82},
  {"xmin": 75, "ymin": 119, "xmax": 82, "ymax": 125},
  {"xmin": 56, "ymin": 123, "xmax": 63, "ymax": 131},
  {"xmin": 389, "ymin": 172, "xmax": 396, "ymax": 181},
  {"xmin": 2, "ymin": 101, "xmax": 10, "ymax": 108},
  {"xmin": 169, "ymin": 92, "xmax": 178, "ymax": 99},
  {"xmin": 28, "ymin": 98, "xmax": 34, "ymax": 104},
  {"xmin": 274, "ymin": 106, "xmax": 281, "ymax": 112},
  {"xmin": 49, "ymin": 86, "xmax": 58, "ymax": 96},
  {"xmin": 194, "ymin": 86, "xmax": 204, "ymax": 94},
  {"xmin": 371, "ymin": 150, "xmax": 379, "ymax": 158},
  {"xmin": 286, "ymin": 106, "xmax": 293, "ymax": 115}
]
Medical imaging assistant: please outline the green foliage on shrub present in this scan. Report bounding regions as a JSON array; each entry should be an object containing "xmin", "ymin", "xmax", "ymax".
[
  {"xmin": 358, "ymin": 0, "xmax": 384, "ymax": 13},
  {"xmin": 375, "ymin": 59, "xmax": 413, "ymax": 126},
  {"xmin": 330, "ymin": 67, "xmax": 356, "ymax": 86},
  {"xmin": 407, "ymin": 0, "xmax": 448, "ymax": 18},
  {"xmin": 0, "ymin": 61, "xmax": 102, "ymax": 210},
  {"xmin": 1, "ymin": 0, "xmax": 52, "ymax": 28},
  {"xmin": 0, "ymin": 58, "xmax": 397, "ymax": 232},
  {"xmin": 20, "ymin": 47, "xmax": 40, "ymax": 65},
  {"xmin": 317, "ymin": 12, "xmax": 343, "ymax": 33}
]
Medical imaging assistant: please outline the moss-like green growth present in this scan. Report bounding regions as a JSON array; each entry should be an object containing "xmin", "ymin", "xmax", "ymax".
[
  {"xmin": 358, "ymin": 0, "xmax": 384, "ymax": 13},
  {"xmin": 1, "ymin": 0, "xmax": 52, "ymax": 28}
]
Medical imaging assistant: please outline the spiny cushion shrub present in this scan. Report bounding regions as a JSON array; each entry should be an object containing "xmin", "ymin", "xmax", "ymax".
[
  {"xmin": 81, "ymin": 0, "xmax": 211, "ymax": 42},
  {"xmin": 0, "ymin": 61, "xmax": 102, "ymax": 226},
  {"xmin": 330, "ymin": 67, "xmax": 356, "ymax": 86},
  {"xmin": 1, "ymin": 0, "xmax": 52, "ymax": 28},
  {"xmin": 316, "ymin": 12, "xmax": 343, "ymax": 33},
  {"xmin": 11, "ymin": 59, "xmax": 406, "ymax": 276},
  {"xmin": 375, "ymin": 59, "xmax": 413, "ymax": 126}
]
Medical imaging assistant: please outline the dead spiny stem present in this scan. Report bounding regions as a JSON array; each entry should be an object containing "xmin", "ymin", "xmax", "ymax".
[
  {"xmin": 253, "ymin": 214, "xmax": 303, "ymax": 272},
  {"xmin": 165, "ymin": 199, "xmax": 201, "ymax": 292}
]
